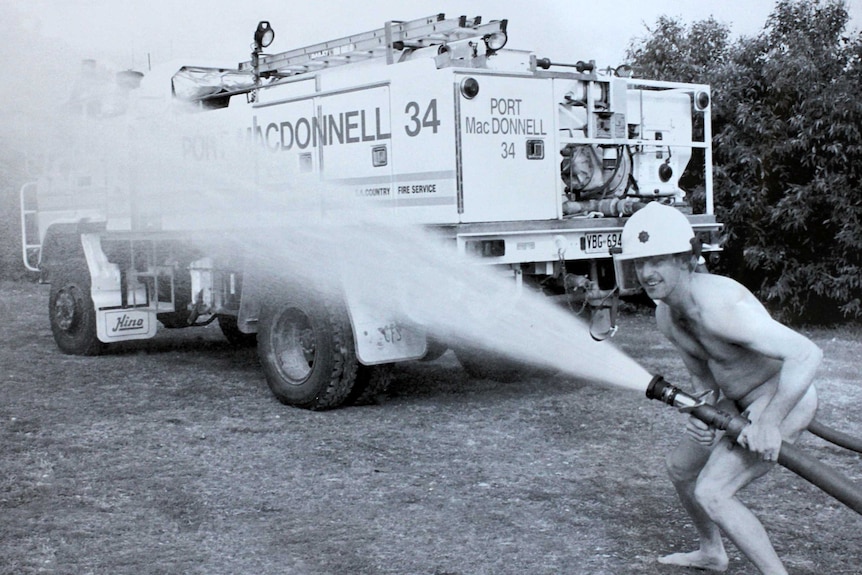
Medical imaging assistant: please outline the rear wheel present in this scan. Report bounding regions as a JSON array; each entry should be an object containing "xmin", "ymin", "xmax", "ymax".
[
  {"xmin": 49, "ymin": 265, "xmax": 103, "ymax": 356},
  {"xmin": 257, "ymin": 292, "xmax": 358, "ymax": 410}
]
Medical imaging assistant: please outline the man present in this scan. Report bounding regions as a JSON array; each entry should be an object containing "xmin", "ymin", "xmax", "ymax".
[{"xmin": 614, "ymin": 202, "xmax": 821, "ymax": 575}]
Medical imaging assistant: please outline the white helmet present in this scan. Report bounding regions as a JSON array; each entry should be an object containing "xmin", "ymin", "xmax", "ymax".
[{"xmin": 615, "ymin": 201, "xmax": 694, "ymax": 261}]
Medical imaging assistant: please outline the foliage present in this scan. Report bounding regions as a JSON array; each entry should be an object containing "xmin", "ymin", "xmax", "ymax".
[
  {"xmin": 626, "ymin": 15, "xmax": 732, "ymax": 82},
  {"xmin": 627, "ymin": 0, "xmax": 862, "ymax": 322}
]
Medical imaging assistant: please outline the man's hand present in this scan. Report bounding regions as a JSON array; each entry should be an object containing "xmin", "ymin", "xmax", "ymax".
[
  {"xmin": 737, "ymin": 421, "xmax": 783, "ymax": 462},
  {"xmin": 685, "ymin": 416, "xmax": 717, "ymax": 446}
]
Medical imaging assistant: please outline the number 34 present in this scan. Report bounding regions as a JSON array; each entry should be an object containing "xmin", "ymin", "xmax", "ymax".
[{"xmin": 405, "ymin": 99, "xmax": 441, "ymax": 136}]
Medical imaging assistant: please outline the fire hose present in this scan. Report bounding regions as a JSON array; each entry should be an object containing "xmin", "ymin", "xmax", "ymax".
[
  {"xmin": 807, "ymin": 419, "xmax": 862, "ymax": 454},
  {"xmin": 646, "ymin": 375, "xmax": 862, "ymax": 516}
]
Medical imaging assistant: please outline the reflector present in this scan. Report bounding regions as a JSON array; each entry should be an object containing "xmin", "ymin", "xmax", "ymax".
[
  {"xmin": 460, "ymin": 77, "xmax": 480, "ymax": 99},
  {"xmin": 483, "ymin": 32, "xmax": 508, "ymax": 52},
  {"xmin": 255, "ymin": 21, "xmax": 275, "ymax": 49}
]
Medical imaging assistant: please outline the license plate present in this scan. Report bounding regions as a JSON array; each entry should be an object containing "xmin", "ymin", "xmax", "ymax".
[{"xmin": 582, "ymin": 232, "xmax": 621, "ymax": 254}]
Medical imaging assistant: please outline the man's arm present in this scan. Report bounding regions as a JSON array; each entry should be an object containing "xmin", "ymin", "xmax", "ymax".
[
  {"xmin": 703, "ymin": 293, "xmax": 822, "ymax": 458},
  {"xmin": 656, "ymin": 302, "xmax": 718, "ymax": 393},
  {"xmin": 657, "ymin": 303, "xmax": 720, "ymax": 446}
]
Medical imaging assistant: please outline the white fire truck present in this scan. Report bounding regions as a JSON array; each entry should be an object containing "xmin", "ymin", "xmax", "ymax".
[{"xmin": 21, "ymin": 15, "xmax": 721, "ymax": 409}]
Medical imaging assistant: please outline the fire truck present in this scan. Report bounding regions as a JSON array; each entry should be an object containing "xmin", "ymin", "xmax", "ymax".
[{"xmin": 20, "ymin": 15, "xmax": 721, "ymax": 409}]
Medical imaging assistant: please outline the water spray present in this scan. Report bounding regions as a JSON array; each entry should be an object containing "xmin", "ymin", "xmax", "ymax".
[{"xmin": 645, "ymin": 375, "xmax": 862, "ymax": 516}]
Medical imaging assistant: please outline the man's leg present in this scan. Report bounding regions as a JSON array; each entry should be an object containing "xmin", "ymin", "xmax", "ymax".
[
  {"xmin": 693, "ymin": 441, "xmax": 782, "ymax": 574},
  {"xmin": 691, "ymin": 388, "xmax": 817, "ymax": 575},
  {"xmin": 659, "ymin": 436, "xmax": 729, "ymax": 572}
]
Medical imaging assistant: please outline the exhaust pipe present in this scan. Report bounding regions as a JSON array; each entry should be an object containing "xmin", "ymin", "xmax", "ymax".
[{"xmin": 646, "ymin": 375, "xmax": 862, "ymax": 516}]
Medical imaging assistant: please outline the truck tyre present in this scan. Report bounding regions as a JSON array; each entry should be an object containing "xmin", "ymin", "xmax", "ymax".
[
  {"xmin": 257, "ymin": 293, "xmax": 358, "ymax": 410},
  {"xmin": 346, "ymin": 363, "xmax": 394, "ymax": 406},
  {"xmin": 218, "ymin": 315, "xmax": 257, "ymax": 347},
  {"xmin": 49, "ymin": 265, "xmax": 103, "ymax": 356}
]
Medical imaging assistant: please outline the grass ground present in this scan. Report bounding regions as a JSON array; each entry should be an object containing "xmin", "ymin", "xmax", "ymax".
[{"xmin": 1, "ymin": 280, "xmax": 861, "ymax": 574}]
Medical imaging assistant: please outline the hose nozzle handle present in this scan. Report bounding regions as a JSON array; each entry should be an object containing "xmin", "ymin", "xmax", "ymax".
[{"xmin": 645, "ymin": 375, "xmax": 750, "ymax": 442}]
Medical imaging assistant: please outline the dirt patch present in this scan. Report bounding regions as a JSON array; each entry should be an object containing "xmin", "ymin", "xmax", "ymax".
[{"xmin": 1, "ymin": 281, "xmax": 861, "ymax": 574}]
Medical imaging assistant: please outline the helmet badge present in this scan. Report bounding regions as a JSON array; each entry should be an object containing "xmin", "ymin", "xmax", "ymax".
[{"xmin": 638, "ymin": 231, "xmax": 650, "ymax": 243}]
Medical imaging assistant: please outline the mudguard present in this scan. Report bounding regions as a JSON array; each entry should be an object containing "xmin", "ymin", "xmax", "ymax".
[
  {"xmin": 342, "ymin": 283, "xmax": 428, "ymax": 365},
  {"xmin": 80, "ymin": 234, "xmax": 158, "ymax": 343}
]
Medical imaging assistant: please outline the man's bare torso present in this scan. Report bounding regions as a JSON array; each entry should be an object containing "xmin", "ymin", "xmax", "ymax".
[{"xmin": 657, "ymin": 273, "xmax": 783, "ymax": 405}]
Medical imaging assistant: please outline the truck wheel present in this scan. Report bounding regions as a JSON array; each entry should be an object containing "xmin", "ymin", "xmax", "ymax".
[
  {"xmin": 346, "ymin": 364, "xmax": 394, "ymax": 406},
  {"xmin": 257, "ymin": 294, "xmax": 358, "ymax": 410},
  {"xmin": 218, "ymin": 315, "xmax": 257, "ymax": 347},
  {"xmin": 49, "ymin": 265, "xmax": 103, "ymax": 356},
  {"xmin": 454, "ymin": 347, "xmax": 538, "ymax": 383}
]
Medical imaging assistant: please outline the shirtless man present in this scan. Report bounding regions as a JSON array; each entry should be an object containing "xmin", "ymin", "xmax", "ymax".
[{"xmin": 615, "ymin": 202, "xmax": 822, "ymax": 575}]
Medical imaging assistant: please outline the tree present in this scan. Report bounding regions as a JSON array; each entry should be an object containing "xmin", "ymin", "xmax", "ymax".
[
  {"xmin": 626, "ymin": 15, "xmax": 732, "ymax": 82},
  {"xmin": 627, "ymin": 0, "xmax": 862, "ymax": 322}
]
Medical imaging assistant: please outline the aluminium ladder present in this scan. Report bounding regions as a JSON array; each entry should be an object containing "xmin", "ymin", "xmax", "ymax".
[{"xmin": 238, "ymin": 14, "xmax": 508, "ymax": 77}]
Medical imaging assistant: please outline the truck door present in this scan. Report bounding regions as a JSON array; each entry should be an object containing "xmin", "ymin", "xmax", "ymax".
[
  {"xmin": 251, "ymin": 81, "xmax": 322, "ymax": 219},
  {"xmin": 318, "ymin": 85, "xmax": 393, "ymax": 211}
]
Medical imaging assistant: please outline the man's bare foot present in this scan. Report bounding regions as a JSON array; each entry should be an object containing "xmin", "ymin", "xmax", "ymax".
[{"xmin": 658, "ymin": 550, "xmax": 729, "ymax": 572}]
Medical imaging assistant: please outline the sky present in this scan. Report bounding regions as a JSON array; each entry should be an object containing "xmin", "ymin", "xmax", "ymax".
[{"xmin": 10, "ymin": 0, "xmax": 862, "ymax": 74}]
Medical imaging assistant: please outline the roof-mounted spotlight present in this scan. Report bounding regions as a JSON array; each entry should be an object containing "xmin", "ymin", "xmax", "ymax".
[
  {"xmin": 482, "ymin": 20, "xmax": 509, "ymax": 55},
  {"xmin": 483, "ymin": 31, "xmax": 508, "ymax": 53},
  {"xmin": 254, "ymin": 21, "xmax": 275, "ymax": 49}
]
